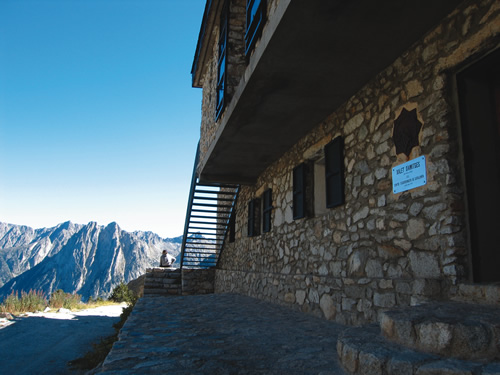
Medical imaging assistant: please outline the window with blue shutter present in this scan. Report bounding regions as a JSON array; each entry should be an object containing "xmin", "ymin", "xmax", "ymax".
[
  {"xmin": 216, "ymin": 1, "xmax": 229, "ymax": 120},
  {"xmin": 325, "ymin": 136, "xmax": 345, "ymax": 208},
  {"xmin": 245, "ymin": 0, "xmax": 266, "ymax": 56}
]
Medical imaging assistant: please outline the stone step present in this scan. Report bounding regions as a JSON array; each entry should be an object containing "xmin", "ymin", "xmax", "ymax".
[
  {"xmin": 144, "ymin": 279, "xmax": 181, "ymax": 286},
  {"xmin": 143, "ymin": 288, "xmax": 181, "ymax": 296},
  {"xmin": 380, "ymin": 301, "xmax": 500, "ymax": 360},
  {"xmin": 451, "ymin": 283, "xmax": 500, "ymax": 306},
  {"xmin": 143, "ymin": 267, "xmax": 182, "ymax": 296},
  {"xmin": 337, "ymin": 324, "xmax": 500, "ymax": 375}
]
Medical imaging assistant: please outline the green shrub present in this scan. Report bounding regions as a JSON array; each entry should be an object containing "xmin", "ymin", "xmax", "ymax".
[
  {"xmin": 49, "ymin": 289, "xmax": 82, "ymax": 310},
  {"xmin": 0, "ymin": 290, "xmax": 47, "ymax": 313},
  {"xmin": 109, "ymin": 282, "xmax": 137, "ymax": 304}
]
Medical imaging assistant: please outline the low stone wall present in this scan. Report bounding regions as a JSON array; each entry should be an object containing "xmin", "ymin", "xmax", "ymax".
[
  {"xmin": 182, "ymin": 268, "xmax": 215, "ymax": 295},
  {"xmin": 215, "ymin": 269, "xmax": 443, "ymax": 325},
  {"xmin": 143, "ymin": 268, "xmax": 216, "ymax": 297},
  {"xmin": 144, "ymin": 268, "xmax": 182, "ymax": 296}
]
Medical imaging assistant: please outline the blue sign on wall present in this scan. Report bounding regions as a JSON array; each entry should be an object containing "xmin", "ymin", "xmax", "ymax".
[{"xmin": 392, "ymin": 155, "xmax": 427, "ymax": 194}]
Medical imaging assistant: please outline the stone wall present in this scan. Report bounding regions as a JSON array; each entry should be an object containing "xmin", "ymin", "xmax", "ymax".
[
  {"xmin": 199, "ymin": 0, "xmax": 283, "ymax": 173},
  {"xmin": 144, "ymin": 268, "xmax": 182, "ymax": 296},
  {"xmin": 182, "ymin": 268, "xmax": 215, "ymax": 295},
  {"xmin": 215, "ymin": 0, "xmax": 500, "ymax": 325},
  {"xmin": 144, "ymin": 268, "xmax": 215, "ymax": 296}
]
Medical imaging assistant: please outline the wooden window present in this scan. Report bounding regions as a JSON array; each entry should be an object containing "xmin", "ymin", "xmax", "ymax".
[
  {"xmin": 293, "ymin": 163, "xmax": 306, "ymax": 219},
  {"xmin": 262, "ymin": 188, "xmax": 272, "ymax": 233},
  {"xmin": 247, "ymin": 198, "xmax": 260, "ymax": 237},
  {"xmin": 314, "ymin": 158, "xmax": 327, "ymax": 216},
  {"xmin": 216, "ymin": 1, "xmax": 229, "ymax": 120},
  {"xmin": 245, "ymin": 0, "xmax": 266, "ymax": 56},
  {"xmin": 228, "ymin": 210, "xmax": 236, "ymax": 243},
  {"xmin": 325, "ymin": 136, "xmax": 345, "ymax": 208}
]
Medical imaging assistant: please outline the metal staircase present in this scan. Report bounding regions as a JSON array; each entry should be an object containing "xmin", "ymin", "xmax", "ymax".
[{"xmin": 180, "ymin": 145, "xmax": 239, "ymax": 269}]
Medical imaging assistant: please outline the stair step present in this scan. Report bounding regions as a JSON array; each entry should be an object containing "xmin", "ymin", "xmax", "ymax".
[
  {"xmin": 337, "ymin": 324, "xmax": 500, "ymax": 375},
  {"xmin": 180, "ymin": 145, "xmax": 239, "ymax": 269},
  {"xmin": 380, "ymin": 301, "xmax": 500, "ymax": 360}
]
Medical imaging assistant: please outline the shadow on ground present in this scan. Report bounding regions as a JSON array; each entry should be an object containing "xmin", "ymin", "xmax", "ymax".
[{"xmin": 0, "ymin": 312, "xmax": 121, "ymax": 375}]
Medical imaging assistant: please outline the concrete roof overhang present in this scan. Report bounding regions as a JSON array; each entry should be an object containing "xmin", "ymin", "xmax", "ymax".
[{"xmin": 194, "ymin": 0, "xmax": 463, "ymax": 185}]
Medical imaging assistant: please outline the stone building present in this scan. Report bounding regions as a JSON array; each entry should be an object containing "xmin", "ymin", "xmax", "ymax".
[{"xmin": 186, "ymin": 0, "xmax": 500, "ymax": 372}]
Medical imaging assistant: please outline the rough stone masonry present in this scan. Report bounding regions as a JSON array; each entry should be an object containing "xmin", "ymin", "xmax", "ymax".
[{"xmin": 212, "ymin": 0, "xmax": 500, "ymax": 325}]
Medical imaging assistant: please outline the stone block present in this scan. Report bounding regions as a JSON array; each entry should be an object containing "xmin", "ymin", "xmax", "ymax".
[
  {"xmin": 409, "ymin": 251, "xmax": 440, "ymax": 278},
  {"xmin": 365, "ymin": 259, "xmax": 383, "ymax": 278},
  {"xmin": 296, "ymin": 290, "xmax": 306, "ymax": 305},
  {"xmin": 320, "ymin": 294, "xmax": 336, "ymax": 320},
  {"xmin": 340, "ymin": 342, "xmax": 359, "ymax": 373},
  {"xmin": 412, "ymin": 279, "xmax": 441, "ymax": 296},
  {"xmin": 451, "ymin": 322, "xmax": 491, "ymax": 359},
  {"xmin": 416, "ymin": 321, "xmax": 453, "ymax": 353},
  {"xmin": 374, "ymin": 292, "xmax": 396, "ymax": 308},
  {"xmin": 358, "ymin": 350, "xmax": 385, "ymax": 375},
  {"xmin": 348, "ymin": 250, "xmax": 368, "ymax": 277},
  {"xmin": 406, "ymin": 218, "xmax": 426, "ymax": 240},
  {"xmin": 284, "ymin": 292, "xmax": 295, "ymax": 304},
  {"xmin": 342, "ymin": 298, "xmax": 357, "ymax": 311},
  {"xmin": 387, "ymin": 351, "xmax": 431, "ymax": 375},
  {"xmin": 415, "ymin": 359, "xmax": 478, "ymax": 375}
]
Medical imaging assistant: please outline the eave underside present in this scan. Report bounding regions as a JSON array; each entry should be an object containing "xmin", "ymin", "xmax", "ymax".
[{"xmin": 198, "ymin": 0, "xmax": 464, "ymax": 184}]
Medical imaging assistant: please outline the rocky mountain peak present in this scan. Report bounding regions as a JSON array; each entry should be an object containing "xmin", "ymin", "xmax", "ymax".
[{"xmin": 0, "ymin": 221, "xmax": 181, "ymax": 301}]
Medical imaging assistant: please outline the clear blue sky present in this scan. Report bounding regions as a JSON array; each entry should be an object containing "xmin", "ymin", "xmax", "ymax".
[{"xmin": 0, "ymin": 0, "xmax": 206, "ymax": 238}]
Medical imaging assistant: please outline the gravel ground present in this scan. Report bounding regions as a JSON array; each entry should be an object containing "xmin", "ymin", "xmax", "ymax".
[{"xmin": 0, "ymin": 303, "xmax": 127, "ymax": 375}]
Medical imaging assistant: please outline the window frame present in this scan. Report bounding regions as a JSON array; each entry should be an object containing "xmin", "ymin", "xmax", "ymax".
[
  {"xmin": 262, "ymin": 188, "xmax": 272, "ymax": 233},
  {"xmin": 293, "ymin": 163, "xmax": 307, "ymax": 220},
  {"xmin": 324, "ymin": 136, "xmax": 345, "ymax": 208},
  {"xmin": 216, "ymin": 1, "xmax": 229, "ymax": 120},
  {"xmin": 247, "ymin": 198, "xmax": 261, "ymax": 237},
  {"xmin": 228, "ymin": 209, "xmax": 236, "ymax": 243}
]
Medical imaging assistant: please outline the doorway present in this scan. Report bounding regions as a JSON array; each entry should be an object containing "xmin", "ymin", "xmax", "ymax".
[{"xmin": 457, "ymin": 48, "xmax": 500, "ymax": 283}]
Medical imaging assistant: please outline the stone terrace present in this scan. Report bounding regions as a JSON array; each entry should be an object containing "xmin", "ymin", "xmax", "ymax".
[
  {"xmin": 96, "ymin": 293, "xmax": 347, "ymax": 374},
  {"xmin": 96, "ymin": 291, "xmax": 500, "ymax": 374}
]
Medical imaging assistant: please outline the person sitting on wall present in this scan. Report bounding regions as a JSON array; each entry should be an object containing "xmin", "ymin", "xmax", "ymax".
[{"xmin": 160, "ymin": 250, "xmax": 176, "ymax": 267}]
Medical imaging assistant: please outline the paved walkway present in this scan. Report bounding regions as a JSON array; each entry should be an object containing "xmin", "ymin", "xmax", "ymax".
[{"xmin": 96, "ymin": 293, "xmax": 347, "ymax": 374}]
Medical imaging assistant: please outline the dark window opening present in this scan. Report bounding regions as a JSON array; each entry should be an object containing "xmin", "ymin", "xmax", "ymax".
[
  {"xmin": 247, "ymin": 198, "xmax": 261, "ymax": 237},
  {"xmin": 293, "ymin": 163, "xmax": 306, "ymax": 219},
  {"xmin": 262, "ymin": 188, "xmax": 272, "ymax": 233},
  {"xmin": 245, "ymin": 0, "xmax": 266, "ymax": 56},
  {"xmin": 314, "ymin": 158, "xmax": 327, "ymax": 216},
  {"xmin": 216, "ymin": 1, "xmax": 229, "ymax": 120},
  {"xmin": 228, "ymin": 209, "xmax": 236, "ymax": 243},
  {"xmin": 457, "ymin": 48, "xmax": 500, "ymax": 283},
  {"xmin": 325, "ymin": 137, "xmax": 345, "ymax": 208}
]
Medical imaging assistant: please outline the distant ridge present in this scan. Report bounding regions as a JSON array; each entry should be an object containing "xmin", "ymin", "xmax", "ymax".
[{"xmin": 0, "ymin": 221, "xmax": 181, "ymax": 300}]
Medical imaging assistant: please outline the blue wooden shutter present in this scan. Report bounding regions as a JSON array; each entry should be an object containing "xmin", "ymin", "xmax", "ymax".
[
  {"xmin": 245, "ymin": 0, "xmax": 266, "ymax": 56},
  {"xmin": 216, "ymin": 1, "xmax": 229, "ymax": 120}
]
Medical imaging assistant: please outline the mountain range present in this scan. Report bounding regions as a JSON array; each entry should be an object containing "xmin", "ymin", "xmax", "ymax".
[{"xmin": 0, "ymin": 221, "xmax": 181, "ymax": 301}]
